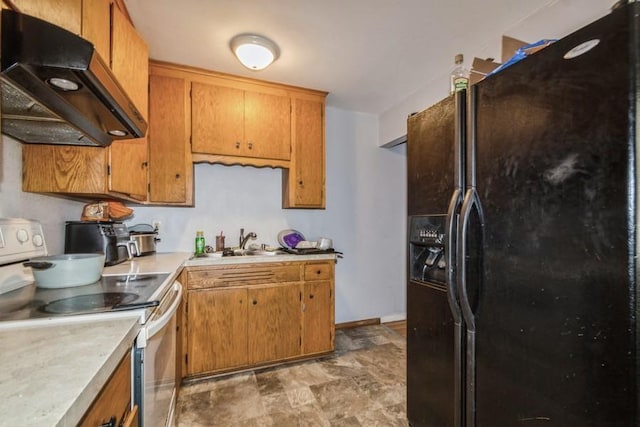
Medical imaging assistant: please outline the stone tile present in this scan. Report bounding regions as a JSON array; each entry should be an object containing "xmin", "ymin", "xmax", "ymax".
[
  {"xmin": 285, "ymin": 386, "xmax": 317, "ymax": 407},
  {"xmin": 176, "ymin": 325, "xmax": 408, "ymax": 427},
  {"xmin": 255, "ymin": 369, "xmax": 285, "ymax": 396},
  {"xmin": 261, "ymin": 391, "xmax": 292, "ymax": 414},
  {"xmin": 310, "ymin": 377, "xmax": 381, "ymax": 420},
  {"xmin": 317, "ymin": 353, "xmax": 366, "ymax": 379},
  {"xmin": 329, "ymin": 415, "xmax": 362, "ymax": 426}
]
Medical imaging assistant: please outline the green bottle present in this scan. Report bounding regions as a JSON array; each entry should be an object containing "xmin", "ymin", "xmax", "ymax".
[{"xmin": 195, "ymin": 231, "xmax": 205, "ymax": 254}]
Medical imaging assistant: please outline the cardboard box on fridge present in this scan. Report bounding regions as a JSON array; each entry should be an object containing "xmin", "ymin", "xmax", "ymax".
[{"xmin": 470, "ymin": 36, "xmax": 528, "ymax": 86}]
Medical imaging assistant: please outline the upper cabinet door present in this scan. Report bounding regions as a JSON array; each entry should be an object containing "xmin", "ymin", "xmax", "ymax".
[
  {"xmin": 191, "ymin": 82, "xmax": 244, "ymax": 156},
  {"xmin": 111, "ymin": 4, "xmax": 149, "ymax": 119},
  {"xmin": 11, "ymin": 0, "xmax": 81, "ymax": 34},
  {"xmin": 148, "ymin": 73, "xmax": 192, "ymax": 204},
  {"xmin": 108, "ymin": 5, "xmax": 149, "ymax": 199},
  {"xmin": 244, "ymin": 91, "xmax": 291, "ymax": 160},
  {"xmin": 81, "ymin": 0, "xmax": 111, "ymax": 64}
]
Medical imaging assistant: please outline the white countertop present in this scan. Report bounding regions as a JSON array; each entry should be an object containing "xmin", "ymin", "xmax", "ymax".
[
  {"xmin": 0, "ymin": 317, "xmax": 140, "ymax": 427},
  {"xmin": 102, "ymin": 252, "xmax": 191, "ymax": 275}
]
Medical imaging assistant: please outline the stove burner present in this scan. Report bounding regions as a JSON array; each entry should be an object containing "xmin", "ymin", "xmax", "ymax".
[{"xmin": 41, "ymin": 292, "xmax": 139, "ymax": 314}]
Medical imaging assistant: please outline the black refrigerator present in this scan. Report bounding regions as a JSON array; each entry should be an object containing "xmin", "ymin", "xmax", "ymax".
[{"xmin": 407, "ymin": 3, "xmax": 639, "ymax": 426}]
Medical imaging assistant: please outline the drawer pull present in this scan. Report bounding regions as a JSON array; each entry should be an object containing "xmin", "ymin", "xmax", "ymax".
[
  {"xmin": 316, "ymin": 270, "xmax": 322, "ymax": 275},
  {"xmin": 252, "ymin": 299, "xmax": 258, "ymax": 305},
  {"xmin": 309, "ymin": 294, "xmax": 314, "ymax": 299},
  {"xmin": 99, "ymin": 417, "xmax": 116, "ymax": 427}
]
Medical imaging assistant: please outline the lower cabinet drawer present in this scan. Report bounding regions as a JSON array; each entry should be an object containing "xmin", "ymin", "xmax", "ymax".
[
  {"xmin": 304, "ymin": 262, "xmax": 333, "ymax": 281},
  {"xmin": 79, "ymin": 350, "xmax": 138, "ymax": 427},
  {"xmin": 187, "ymin": 263, "xmax": 301, "ymax": 289}
]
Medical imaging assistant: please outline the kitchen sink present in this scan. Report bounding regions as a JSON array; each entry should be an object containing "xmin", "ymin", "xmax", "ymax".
[
  {"xmin": 191, "ymin": 249, "xmax": 287, "ymax": 259},
  {"xmin": 233, "ymin": 249, "xmax": 286, "ymax": 256}
]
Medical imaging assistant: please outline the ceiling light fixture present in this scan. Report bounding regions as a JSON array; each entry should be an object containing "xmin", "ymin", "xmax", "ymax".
[{"xmin": 230, "ymin": 34, "xmax": 280, "ymax": 71}]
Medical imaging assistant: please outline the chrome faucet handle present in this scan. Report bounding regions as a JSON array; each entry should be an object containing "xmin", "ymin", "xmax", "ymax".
[{"xmin": 239, "ymin": 228, "xmax": 245, "ymax": 247}]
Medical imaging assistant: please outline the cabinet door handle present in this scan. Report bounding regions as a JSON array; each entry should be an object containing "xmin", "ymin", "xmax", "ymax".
[
  {"xmin": 248, "ymin": 142, "xmax": 253, "ymax": 150},
  {"xmin": 175, "ymin": 173, "xmax": 181, "ymax": 179},
  {"xmin": 309, "ymin": 294, "xmax": 314, "ymax": 299},
  {"xmin": 99, "ymin": 416, "xmax": 116, "ymax": 427},
  {"xmin": 252, "ymin": 299, "xmax": 258, "ymax": 305},
  {"xmin": 235, "ymin": 141, "xmax": 241, "ymax": 149}
]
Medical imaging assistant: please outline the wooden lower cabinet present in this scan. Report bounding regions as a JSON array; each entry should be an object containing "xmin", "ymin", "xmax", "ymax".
[
  {"xmin": 183, "ymin": 260, "xmax": 334, "ymax": 378},
  {"xmin": 188, "ymin": 287, "xmax": 248, "ymax": 374},
  {"xmin": 303, "ymin": 280, "xmax": 334, "ymax": 354},
  {"xmin": 79, "ymin": 350, "xmax": 138, "ymax": 427},
  {"xmin": 248, "ymin": 283, "xmax": 301, "ymax": 364}
]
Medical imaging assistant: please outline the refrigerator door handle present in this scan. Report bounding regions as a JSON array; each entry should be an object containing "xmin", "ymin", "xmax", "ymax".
[
  {"xmin": 458, "ymin": 188, "xmax": 482, "ymax": 331},
  {"xmin": 458, "ymin": 187, "xmax": 484, "ymax": 427},
  {"xmin": 446, "ymin": 187, "xmax": 464, "ymax": 427}
]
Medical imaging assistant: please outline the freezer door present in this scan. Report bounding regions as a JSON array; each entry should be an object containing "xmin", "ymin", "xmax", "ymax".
[
  {"xmin": 407, "ymin": 96, "xmax": 456, "ymax": 216},
  {"xmin": 469, "ymin": 5, "xmax": 637, "ymax": 426}
]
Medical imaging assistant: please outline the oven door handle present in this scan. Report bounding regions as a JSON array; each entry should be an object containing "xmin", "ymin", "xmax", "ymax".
[{"xmin": 137, "ymin": 281, "xmax": 183, "ymax": 348}]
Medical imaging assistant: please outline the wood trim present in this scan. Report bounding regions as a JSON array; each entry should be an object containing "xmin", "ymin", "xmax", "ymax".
[
  {"xmin": 111, "ymin": 0, "xmax": 133, "ymax": 25},
  {"xmin": 3, "ymin": 0, "xmax": 20, "ymax": 11},
  {"xmin": 150, "ymin": 59, "xmax": 328, "ymax": 98},
  {"xmin": 191, "ymin": 153, "xmax": 290, "ymax": 169},
  {"xmin": 336, "ymin": 318, "xmax": 381, "ymax": 329}
]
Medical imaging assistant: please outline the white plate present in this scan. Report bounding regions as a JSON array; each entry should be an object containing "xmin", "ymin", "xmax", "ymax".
[{"xmin": 277, "ymin": 229, "xmax": 306, "ymax": 249}]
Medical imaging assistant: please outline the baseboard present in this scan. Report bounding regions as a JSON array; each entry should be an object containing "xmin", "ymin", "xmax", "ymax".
[
  {"xmin": 336, "ymin": 318, "xmax": 380, "ymax": 329},
  {"xmin": 380, "ymin": 313, "xmax": 406, "ymax": 323}
]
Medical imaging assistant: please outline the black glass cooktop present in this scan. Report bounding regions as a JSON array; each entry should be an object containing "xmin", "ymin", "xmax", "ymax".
[{"xmin": 0, "ymin": 273, "xmax": 169, "ymax": 321}]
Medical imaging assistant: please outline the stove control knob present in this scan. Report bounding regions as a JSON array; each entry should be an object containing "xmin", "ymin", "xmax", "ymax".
[
  {"xmin": 16, "ymin": 228, "xmax": 29, "ymax": 243},
  {"xmin": 33, "ymin": 233, "xmax": 44, "ymax": 247}
]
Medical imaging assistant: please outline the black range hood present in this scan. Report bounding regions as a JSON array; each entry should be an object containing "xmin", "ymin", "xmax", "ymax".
[{"xmin": 0, "ymin": 9, "xmax": 147, "ymax": 147}]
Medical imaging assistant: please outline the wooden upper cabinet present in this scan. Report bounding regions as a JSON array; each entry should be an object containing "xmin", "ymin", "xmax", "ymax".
[
  {"xmin": 111, "ymin": 4, "xmax": 148, "ymax": 119},
  {"xmin": 108, "ymin": 138, "xmax": 147, "ymax": 200},
  {"xmin": 11, "ymin": 0, "xmax": 81, "ymax": 34},
  {"xmin": 22, "ymin": 145, "xmax": 109, "ymax": 194},
  {"xmin": 244, "ymin": 91, "xmax": 290, "ymax": 160},
  {"xmin": 283, "ymin": 96, "xmax": 326, "ymax": 208},
  {"xmin": 148, "ymin": 72, "xmax": 193, "ymax": 205},
  {"xmin": 81, "ymin": 0, "xmax": 111, "ymax": 64},
  {"xmin": 20, "ymin": 1, "xmax": 151, "ymax": 202},
  {"xmin": 191, "ymin": 80, "xmax": 290, "ymax": 161},
  {"xmin": 108, "ymin": 4, "xmax": 149, "ymax": 199},
  {"xmin": 191, "ymin": 82, "xmax": 244, "ymax": 156}
]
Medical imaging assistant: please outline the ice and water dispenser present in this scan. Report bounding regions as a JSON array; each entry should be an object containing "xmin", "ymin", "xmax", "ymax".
[{"xmin": 409, "ymin": 215, "xmax": 447, "ymax": 285}]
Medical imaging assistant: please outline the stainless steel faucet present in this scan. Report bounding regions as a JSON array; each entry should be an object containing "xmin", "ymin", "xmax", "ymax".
[{"xmin": 239, "ymin": 228, "xmax": 257, "ymax": 249}]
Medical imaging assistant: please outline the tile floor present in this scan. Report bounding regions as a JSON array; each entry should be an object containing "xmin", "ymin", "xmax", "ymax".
[{"xmin": 176, "ymin": 324, "xmax": 408, "ymax": 426}]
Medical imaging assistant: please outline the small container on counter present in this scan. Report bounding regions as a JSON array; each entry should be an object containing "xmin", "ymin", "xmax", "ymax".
[
  {"xmin": 215, "ymin": 231, "xmax": 225, "ymax": 252},
  {"xmin": 195, "ymin": 231, "xmax": 205, "ymax": 254}
]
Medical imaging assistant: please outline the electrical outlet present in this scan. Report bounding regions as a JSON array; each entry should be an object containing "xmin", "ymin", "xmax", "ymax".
[{"xmin": 152, "ymin": 220, "xmax": 162, "ymax": 232}]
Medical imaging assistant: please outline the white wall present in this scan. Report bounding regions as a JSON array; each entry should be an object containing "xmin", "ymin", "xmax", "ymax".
[
  {"xmin": 0, "ymin": 107, "xmax": 408, "ymax": 324},
  {"xmin": 0, "ymin": 136, "xmax": 86, "ymax": 252},
  {"xmin": 378, "ymin": 0, "xmax": 615, "ymax": 146}
]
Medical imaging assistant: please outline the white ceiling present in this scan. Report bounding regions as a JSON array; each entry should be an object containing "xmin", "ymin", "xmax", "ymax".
[{"xmin": 124, "ymin": 0, "xmax": 614, "ymax": 115}]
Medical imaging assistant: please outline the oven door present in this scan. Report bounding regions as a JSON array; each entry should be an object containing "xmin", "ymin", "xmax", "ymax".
[{"xmin": 134, "ymin": 281, "xmax": 183, "ymax": 427}]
